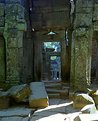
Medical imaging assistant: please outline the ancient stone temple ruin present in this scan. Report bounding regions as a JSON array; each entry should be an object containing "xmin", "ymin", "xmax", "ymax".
[
  {"xmin": 0, "ymin": 0, "xmax": 98, "ymax": 120},
  {"xmin": 0, "ymin": 0, "xmax": 97, "ymax": 91}
]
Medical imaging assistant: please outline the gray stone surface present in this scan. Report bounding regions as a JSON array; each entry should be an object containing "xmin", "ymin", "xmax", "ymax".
[
  {"xmin": 29, "ymin": 82, "xmax": 49, "ymax": 108},
  {"xmin": 76, "ymin": 0, "xmax": 93, "ymax": 8},
  {"xmin": 1, "ymin": 117, "xmax": 23, "ymax": 121},
  {"xmin": 74, "ymin": 13, "xmax": 92, "ymax": 27},
  {"xmin": 0, "ymin": 3, "xmax": 4, "ymax": 16},
  {"xmin": 94, "ymin": 21, "xmax": 98, "ymax": 31},
  {"xmin": 0, "ymin": 17, "xmax": 4, "ymax": 27},
  {"xmin": 93, "ymin": 4, "xmax": 98, "ymax": 21},
  {"xmin": 0, "ymin": 107, "xmax": 32, "ymax": 117},
  {"xmin": 2, "ymin": 1, "xmax": 26, "ymax": 82},
  {"xmin": 70, "ymin": 28, "xmax": 93, "ymax": 91},
  {"xmin": 6, "ymin": 48, "xmax": 19, "ymax": 81},
  {"xmin": 70, "ymin": 0, "xmax": 93, "ymax": 92}
]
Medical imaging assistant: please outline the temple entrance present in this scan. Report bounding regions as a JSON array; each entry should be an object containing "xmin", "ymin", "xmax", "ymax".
[{"xmin": 41, "ymin": 41, "xmax": 61, "ymax": 81}]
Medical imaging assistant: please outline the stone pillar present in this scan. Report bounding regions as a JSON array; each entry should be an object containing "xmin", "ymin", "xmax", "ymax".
[
  {"xmin": 0, "ymin": 3, "xmax": 5, "ymax": 82},
  {"xmin": 34, "ymin": 34, "xmax": 42, "ymax": 81},
  {"xmin": 93, "ymin": 3, "xmax": 98, "ymax": 83},
  {"xmin": 3, "ymin": 1, "xmax": 26, "ymax": 83},
  {"xmin": 0, "ymin": 36, "xmax": 5, "ymax": 82},
  {"xmin": 61, "ymin": 39, "xmax": 67, "ymax": 82},
  {"xmin": 70, "ymin": 0, "xmax": 93, "ymax": 92},
  {"xmin": 96, "ymin": 39, "xmax": 98, "ymax": 82}
]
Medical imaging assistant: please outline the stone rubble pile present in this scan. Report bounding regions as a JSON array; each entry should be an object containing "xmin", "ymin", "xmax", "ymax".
[
  {"xmin": 65, "ymin": 92, "xmax": 98, "ymax": 121},
  {"xmin": 0, "ymin": 82, "xmax": 49, "ymax": 109}
]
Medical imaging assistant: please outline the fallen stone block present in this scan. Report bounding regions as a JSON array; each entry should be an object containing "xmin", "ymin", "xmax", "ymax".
[
  {"xmin": 81, "ymin": 104, "xmax": 97, "ymax": 114},
  {"xmin": 91, "ymin": 90, "xmax": 98, "ymax": 109},
  {"xmin": 73, "ymin": 93, "xmax": 94, "ymax": 109},
  {"xmin": 8, "ymin": 84, "xmax": 31, "ymax": 102},
  {"xmin": 29, "ymin": 82, "xmax": 49, "ymax": 108},
  {"xmin": 0, "ymin": 91, "xmax": 10, "ymax": 109}
]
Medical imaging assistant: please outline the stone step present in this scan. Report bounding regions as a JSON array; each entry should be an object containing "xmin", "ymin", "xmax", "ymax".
[
  {"xmin": 61, "ymin": 86, "xmax": 70, "ymax": 90},
  {"xmin": 46, "ymin": 88, "xmax": 68, "ymax": 93},
  {"xmin": 43, "ymin": 81, "xmax": 69, "ymax": 99},
  {"xmin": 45, "ymin": 83, "xmax": 62, "ymax": 89},
  {"xmin": 48, "ymin": 93, "xmax": 60, "ymax": 99},
  {"xmin": 43, "ymin": 80, "xmax": 61, "ymax": 84},
  {"xmin": 46, "ymin": 89, "xmax": 69, "ymax": 99}
]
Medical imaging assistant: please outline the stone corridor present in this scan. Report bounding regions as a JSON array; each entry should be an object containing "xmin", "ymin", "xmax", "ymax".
[{"xmin": 0, "ymin": 0, "xmax": 98, "ymax": 120}]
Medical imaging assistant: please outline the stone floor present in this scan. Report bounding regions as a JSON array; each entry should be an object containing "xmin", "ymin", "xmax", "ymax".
[
  {"xmin": 0, "ymin": 99, "xmax": 74, "ymax": 121},
  {"xmin": 0, "ymin": 98, "xmax": 98, "ymax": 121}
]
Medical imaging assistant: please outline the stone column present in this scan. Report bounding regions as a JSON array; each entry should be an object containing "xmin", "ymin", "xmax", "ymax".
[
  {"xmin": 4, "ymin": 1, "xmax": 26, "ymax": 83},
  {"xmin": 61, "ymin": 39, "xmax": 67, "ymax": 82},
  {"xmin": 0, "ymin": 3, "xmax": 5, "ymax": 82},
  {"xmin": 96, "ymin": 39, "xmax": 98, "ymax": 82},
  {"xmin": 70, "ymin": 0, "xmax": 93, "ymax": 92},
  {"xmin": 34, "ymin": 34, "xmax": 42, "ymax": 81},
  {"xmin": 93, "ymin": 3, "xmax": 98, "ymax": 83}
]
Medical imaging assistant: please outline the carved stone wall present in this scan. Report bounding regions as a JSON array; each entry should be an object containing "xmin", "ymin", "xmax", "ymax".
[{"xmin": 0, "ymin": 0, "xmax": 27, "ymax": 84}]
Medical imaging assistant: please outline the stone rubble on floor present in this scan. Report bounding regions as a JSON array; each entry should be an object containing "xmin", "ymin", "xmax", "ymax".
[
  {"xmin": 0, "ymin": 98, "xmax": 97, "ymax": 121},
  {"xmin": 0, "ymin": 81, "xmax": 98, "ymax": 120}
]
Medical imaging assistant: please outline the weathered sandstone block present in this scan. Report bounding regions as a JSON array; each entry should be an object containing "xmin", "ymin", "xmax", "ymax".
[
  {"xmin": 0, "ymin": 91, "xmax": 10, "ymax": 109},
  {"xmin": 73, "ymin": 94, "xmax": 94, "ymax": 109},
  {"xmin": 29, "ymin": 82, "xmax": 49, "ymax": 108},
  {"xmin": 8, "ymin": 84, "xmax": 31, "ymax": 102}
]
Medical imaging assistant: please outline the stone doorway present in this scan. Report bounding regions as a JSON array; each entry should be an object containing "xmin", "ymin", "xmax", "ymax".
[{"xmin": 41, "ymin": 41, "xmax": 61, "ymax": 81}]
